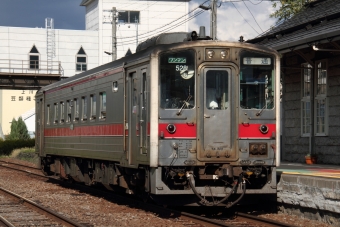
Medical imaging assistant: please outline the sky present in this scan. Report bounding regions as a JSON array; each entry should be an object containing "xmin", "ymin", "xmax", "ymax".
[{"xmin": 0, "ymin": 0, "xmax": 278, "ymax": 41}]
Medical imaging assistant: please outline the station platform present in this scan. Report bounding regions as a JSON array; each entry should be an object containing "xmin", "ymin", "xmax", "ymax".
[
  {"xmin": 276, "ymin": 162, "xmax": 340, "ymax": 225},
  {"xmin": 278, "ymin": 162, "xmax": 340, "ymax": 179}
]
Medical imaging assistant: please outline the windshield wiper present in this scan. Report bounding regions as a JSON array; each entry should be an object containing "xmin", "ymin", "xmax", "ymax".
[
  {"xmin": 177, "ymin": 95, "xmax": 192, "ymax": 116},
  {"xmin": 256, "ymin": 99, "xmax": 273, "ymax": 116}
]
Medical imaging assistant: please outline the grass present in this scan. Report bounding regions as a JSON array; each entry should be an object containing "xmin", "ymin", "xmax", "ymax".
[{"xmin": 10, "ymin": 147, "xmax": 40, "ymax": 165}]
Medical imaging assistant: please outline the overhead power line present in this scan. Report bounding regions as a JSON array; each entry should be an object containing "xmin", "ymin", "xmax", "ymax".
[
  {"xmin": 242, "ymin": 0, "xmax": 263, "ymax": 32},
  {"xmin": 115, "ymin": 0, "xmax": 209, "ymax": 41},
  {"xmin": 116, "ymin": 9, "xmax": 206, "ymax": 46},
  {"xmin": 229, "ymin": 2, "xmax": 261, "ymax": 34}
]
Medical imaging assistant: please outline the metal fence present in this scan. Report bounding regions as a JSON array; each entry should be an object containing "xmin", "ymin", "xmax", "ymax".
[{"xmin": 0, "ymin": 59, "xmax": 63, "ymax": 76}]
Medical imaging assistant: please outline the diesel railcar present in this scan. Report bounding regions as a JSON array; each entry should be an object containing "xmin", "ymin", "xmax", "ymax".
[{"xmin": 36, "ymin": 30, "xmax": 281, "ymax": 207}]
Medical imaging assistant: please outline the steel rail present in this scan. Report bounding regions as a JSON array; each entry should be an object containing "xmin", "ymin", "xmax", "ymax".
[
  {"xmin": 0, "ymin": 215, "xmax": 15, "ymax": 227},
  {"xmin": 0, "ymin": 186, "xmax": 86, "ymax": 227},
  {"xmin": 175, "ymin": 210, "xmax": 236, "ymax": 227},
  {"xmin": 0, "ymin": 162, "xmax": 295, "ymax": 227},
  {"xmin": 235, "ymin": 212, "xmax": 297, "ymax": 227},
  {"xmin": 0, "ymin": 163, "xmax": 232, "ymax": 226},
  {"xmin": 0, "ymin": 160, "xmax": 40, "ymax": 171}
]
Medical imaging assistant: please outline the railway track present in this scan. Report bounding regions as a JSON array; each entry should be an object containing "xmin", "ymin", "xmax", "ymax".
[
  {"xmin": 0, "ymin": 159, "xmax": 40, "ymax": 171},
  {"xmin": 0, "ymin": 159, "xmax": 296, "ymax": 227},
  {"xmin": 0, "ymin": 186, "xmax": 86, "ymax": 227}
]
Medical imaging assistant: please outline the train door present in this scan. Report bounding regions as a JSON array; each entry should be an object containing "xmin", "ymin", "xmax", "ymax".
[
  {"xmin": 197, "ymin": 67, "xmax": 236, "ymax": 161},
  {"xmin": 126, "ymin": 69, "xmax": 149, "ymax": 166},
  {"xmin": 126, "ymin": 71, "xmax": 139, "ymax": 166},
  {"xmin": 139, "ymin": 70, "xmax": 148, "ymax": 156},
  {"xmin": 36, "ymin": 96, "xmax": 45, "ymax": 156}
]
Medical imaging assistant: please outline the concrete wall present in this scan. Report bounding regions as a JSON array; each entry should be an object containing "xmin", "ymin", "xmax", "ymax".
[
  {"xmin": 278, "ymin": 173, "xmax": 340, "ymax": 225},
  {"xmin": 281, "ymin": 45, "xmax": 340, "ymax": 164}
]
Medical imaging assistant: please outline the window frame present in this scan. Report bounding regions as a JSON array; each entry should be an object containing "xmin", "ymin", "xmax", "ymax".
[
  {"xmin": 76, "ymin": 47, "xmax": 87, "ymax": 72},
  {"xmin": 301, "ymin": 63, "xmax": 312, "ymax": 137},
  {"xmin": 314, "ymin": 60, "xmax": 328, "ymax": 136},
  {"xmin": 29, "ymin": 55, "xmax": 39, "ymax": 69},
  {"xmin": 118, "ymin": 11, "xmax": 140, "ymax": 24},
  {"xmin": 300, "ymin": 61, "xmax": 328, "ymax": 137},
  {"xmin": 29, "ymin": 45, "xmax": 40, "ymax": 70}
]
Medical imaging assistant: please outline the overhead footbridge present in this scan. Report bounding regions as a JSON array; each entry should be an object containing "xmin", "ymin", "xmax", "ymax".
[{"xmin": 0, "ymin": 59, "xmax": 63, "ymax": 90}]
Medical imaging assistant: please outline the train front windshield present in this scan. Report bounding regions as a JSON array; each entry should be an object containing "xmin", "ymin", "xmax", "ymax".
[
  {"xmin": 240, "ymin": 51, "xmax": 275, "ymax": 109},
  {"xmin": 159, "ymin": 50, "xmax": 195, "ymax": 109}
]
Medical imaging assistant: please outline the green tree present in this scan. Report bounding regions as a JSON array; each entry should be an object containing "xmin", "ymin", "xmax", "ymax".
[
  {"xmin": 7, "ymin": 117, "xmax": 30, "ymax": 140},
  {"xmin": 7, "ymin": 118, "xmax": 18, "ymax": 140},
  {"xmin": 270, "ymin": 0, "xmax": 315, "ymax": 22}
]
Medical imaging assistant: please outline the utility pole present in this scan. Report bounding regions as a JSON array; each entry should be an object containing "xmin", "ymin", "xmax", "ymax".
[
  {"xmin": 199, "ymin": 0, "xmax": 218, "ymax": 40},
  {"xmin": 112, "ymin": 7, "xmax": 117, "ymax": 61},
  {"xmin": 103, "ymin": 7, "xmax": 117, "ymax": 61},
  {"xmin": 210, "ymin": 0, "xmax": 217, "ymax": 40}
]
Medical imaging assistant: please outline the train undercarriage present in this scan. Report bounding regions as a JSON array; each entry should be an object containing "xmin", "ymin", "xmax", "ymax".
[{"xmin": 41, "ymin": 156, "xmax": 276, "ymax": 206}]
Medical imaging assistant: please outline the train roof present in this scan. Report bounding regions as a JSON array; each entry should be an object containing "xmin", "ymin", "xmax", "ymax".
[{"xmin": 37, "ymin": 32, "xmax": 278, "ymax": 95}]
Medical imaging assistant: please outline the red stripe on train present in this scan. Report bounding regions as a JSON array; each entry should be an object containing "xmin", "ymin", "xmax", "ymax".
[
  {"xmin": 238, "ymin": 123, "xmax": 276, "ymax": 139},
  {"xmin": 159, "ymin": 123, "xmax": 196, "ymax": 138},
  {"xmin": 44, "ymin": 124, "xmax": 125, "ymax": 137}
]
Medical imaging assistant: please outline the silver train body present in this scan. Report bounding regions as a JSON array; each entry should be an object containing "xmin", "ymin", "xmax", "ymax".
[{"xmin": 36, "ymin": 32, "xmax": 281, "ymax": 206}]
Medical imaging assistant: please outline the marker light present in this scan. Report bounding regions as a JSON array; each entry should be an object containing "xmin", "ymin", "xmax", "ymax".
[
  {"xmin": 259, "ymin": 124, "xmax": 269, "ymax": 134},
  {"xmin": 166, "ymin": 124, "xmax": 176, "ymax": 134}
]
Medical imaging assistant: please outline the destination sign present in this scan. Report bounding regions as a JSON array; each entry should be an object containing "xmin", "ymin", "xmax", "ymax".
[
  {"xmin": 243, "ymin": 57, "xmax": 271, "ymax": 65},
  {"xmin": 168, "ymin": 57, "xmax": 186, "ymax": 64}
]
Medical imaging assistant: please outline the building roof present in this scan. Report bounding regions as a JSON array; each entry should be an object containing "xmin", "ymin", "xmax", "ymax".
[
  {"xmin": 247, "ymin": 0, "xmax": 340, "ymax": 52},
  {"xmin": 80, "ymin": 0, "xmax": 94, "ymax": 6}
]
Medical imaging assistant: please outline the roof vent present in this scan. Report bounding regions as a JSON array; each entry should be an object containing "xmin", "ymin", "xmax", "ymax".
[{"xmin": 199, "ymin": 26, "xmax": 206, "ymax": 39}]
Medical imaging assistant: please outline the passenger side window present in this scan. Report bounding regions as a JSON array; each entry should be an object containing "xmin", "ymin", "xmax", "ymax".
[
  {"xmin": 100, "ymin": 92, "xmax": 106, "ymax": 120},
  {"xmin": 112, "ymin": 81, "xmax": 118, "ymax": 92},
  {"xmin": 206, "ymin": 70, "xmax": 229, "ymax": 110},
  {"xmin": 66, "ymin": 100, "xmax": 71, "ymax": 123},
  {"xmin": 90, "ymin": 94, "xmax": 96, "ymax": 120},
  {"xmin": 54, "ymin": 103, "xmax": 58, "ymax": 124},
  {"xmin": 82, "ymin": 96, "xmax": 87, "ymax": 121},
  {"xmin": 74, "ymin": 98, "xmax": 79, "ymax": 122},
  {"xmin": 47, "ymin": 105, "xmax": 50, "ymax": 125},
  {"xmin": 60, "ymin": 101, "xmax": 65, "ymax": 123}
]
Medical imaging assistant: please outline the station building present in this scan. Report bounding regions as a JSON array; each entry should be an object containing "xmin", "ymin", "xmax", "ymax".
[
  {"xmin": 0, "ymin": 0, "xmax": 190, "ymax": 135},
  {"xmin": 248, "ymin": 0, "xmax": 340, "ymax": 164}
]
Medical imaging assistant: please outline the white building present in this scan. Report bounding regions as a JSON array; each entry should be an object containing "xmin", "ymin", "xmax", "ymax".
[{"xmin": 0, "ymin": 0, "xmax": 190, "ymax": 135}]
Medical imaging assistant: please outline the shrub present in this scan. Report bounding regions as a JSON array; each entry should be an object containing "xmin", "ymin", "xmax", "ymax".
[{"xmin": 0, "ymin": 139, "xmax": 35, "ymax": 156}]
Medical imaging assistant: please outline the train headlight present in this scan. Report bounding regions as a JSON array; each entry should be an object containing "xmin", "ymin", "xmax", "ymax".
[
  {"xmin": 166, "ymin": 124, "xmax": 176, "ymax": 134},
  {"xmin": 207, "ymin": 50, "xmax": 215, "ymax": 58},
  {"xmin": 221, "ymin": 50, "xmax": 227, "ymax": 59},
  {"xmin": 259, "ymin": 124, "xmax": 269, "ymax": 134}
]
